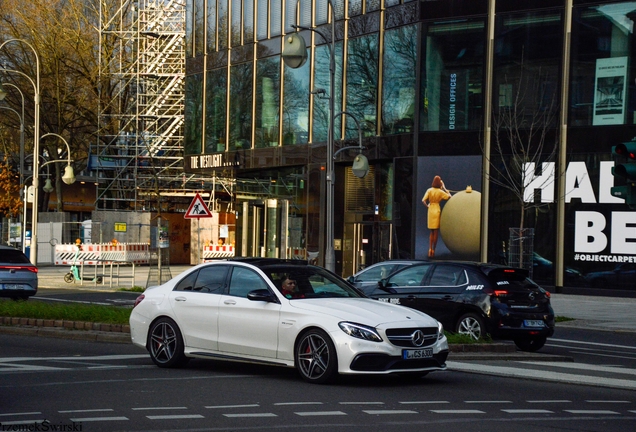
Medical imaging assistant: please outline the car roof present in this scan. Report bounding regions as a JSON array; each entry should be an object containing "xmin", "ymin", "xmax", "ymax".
[
  {"xmin": 226, "ymin": 257, "xmax": 309, "ymax": 267},
  {"xmin": 391, "ymin": 260, "xmax": 530, "ymax": 277}
]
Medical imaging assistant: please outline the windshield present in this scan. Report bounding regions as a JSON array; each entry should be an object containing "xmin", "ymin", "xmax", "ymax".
[{"xmin": 262, "ymin": 265, "xmax": 364, "ymax": 299}]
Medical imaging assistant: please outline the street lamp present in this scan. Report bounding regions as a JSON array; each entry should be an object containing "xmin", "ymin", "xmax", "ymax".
[{"xmin": 0, "ymin": 38, "xmax": 40, "ymax": 265}]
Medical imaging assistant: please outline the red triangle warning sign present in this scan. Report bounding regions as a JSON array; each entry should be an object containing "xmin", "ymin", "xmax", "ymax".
[{"xmin": 184, "ymin": 193, "xmax": 213, "ymax": 219}]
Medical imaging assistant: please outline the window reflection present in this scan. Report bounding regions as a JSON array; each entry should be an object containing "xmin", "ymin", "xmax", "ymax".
[
  {"xmin": 313, "ymin": 43, "xmax": 344, "ymax": 143},
  {"xmin": 346, "ymin": 34, "xmax": 379, "ymax": 138},
  {"xmin": 185, "ymin": 74, "xmax": 204, "ymax": 155},
  {"xmin": 255, "ymin": 57, "xmax": 281, "ymax": 148},
  {"xmin": 420, "ymin": 19, "xmax": 485, "ymax": 132},
  {"xmin": 205, "ymin": 69, "xmax": 227, "ymax": 153},
  {"xmin": 229, "ymin": 63, "xmax": 253, "ymax": 150},
  {"xmin": 283, "ymin": 50, "xmax": 310, "ymax": 145},
  {"xmin": 383, "ymin": 25, "xmax": 417, "ymax": 135},
  {"xmin": 571, "ymin": 2, "xmax": 636, "ymax": 126}
]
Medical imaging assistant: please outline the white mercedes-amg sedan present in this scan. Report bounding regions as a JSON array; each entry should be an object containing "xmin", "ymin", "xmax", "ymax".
[{"xmin": 130, "ymin": 258, "xmax": 449, "ymax": 384}]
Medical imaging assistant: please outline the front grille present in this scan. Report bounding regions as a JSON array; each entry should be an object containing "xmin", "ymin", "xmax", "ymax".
[{"xmin": 385, "ymin": 327, "xmax": 438, "ymax": 348}]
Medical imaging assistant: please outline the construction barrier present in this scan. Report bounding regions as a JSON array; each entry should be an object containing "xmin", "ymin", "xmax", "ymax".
[
  {"xmin": 55, "ymin": 243, "xmax": 150, "ymax": 265},
  {"xmin": 202, "ymin": 245, "xmax": 235, "ymax": 261},
  {"xmin": 288, "ymin": 248, "xmax": 307, "ymax": 259}
]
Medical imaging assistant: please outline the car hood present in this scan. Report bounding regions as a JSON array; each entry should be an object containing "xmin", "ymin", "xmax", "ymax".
[{"xmin": 289, "ymin": 298, "xmax": 438, "ymax": 328}]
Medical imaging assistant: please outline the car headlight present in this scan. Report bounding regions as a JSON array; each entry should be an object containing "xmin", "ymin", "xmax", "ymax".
[
  {"xmin": 339, "ymin": 322, "xmax": 383, "ymax": 342},
  {"xmin": 438, "ymin": 321, "xmax": 445, "ymax": 340}
]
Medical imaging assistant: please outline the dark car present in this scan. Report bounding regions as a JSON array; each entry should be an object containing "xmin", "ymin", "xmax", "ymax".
[
  {"xmin": 367, "ymin": 261, "xmax": 555, "ymax": 352},
  {"xmin": 347, "ymin": 260, "xmax": 427, "ymax": 293},
  {"xmin": 0, "ymin": 246, "xmax": 38, "ymax": 300},
  {"xmin": 585, "ymin": 263, "xmax": 636, "ymax": 289}
]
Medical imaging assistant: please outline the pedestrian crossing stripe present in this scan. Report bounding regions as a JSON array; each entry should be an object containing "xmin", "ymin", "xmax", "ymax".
[{"xmin": 184, "ymin": 193, "xmax": 213, "ymax": 219}]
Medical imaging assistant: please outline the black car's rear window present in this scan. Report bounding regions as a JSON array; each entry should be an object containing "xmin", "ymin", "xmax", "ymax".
[
  {"xmin": 0, "ymin": 249, "xmax": 31, "ymax": 264},
  {"xmin": 487, "ymin": 268, "xmax": 538, "ymax": 289}
]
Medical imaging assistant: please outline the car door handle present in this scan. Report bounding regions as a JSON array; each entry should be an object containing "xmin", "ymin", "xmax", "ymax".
[
  {"xmin": 224, "ymin": 299, "xmax": 236, "ymax": 305},
  {"xmin": 442, "ymin": 295, "xmax": 453, "ymax": 301},
  {"xmin": 175, "ymin": 296, "xmax": 186, "ymax": 302}
]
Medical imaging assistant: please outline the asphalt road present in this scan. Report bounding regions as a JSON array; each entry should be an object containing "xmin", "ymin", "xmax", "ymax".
[{"xmin": 1, "ymin": 333, "xmax": 635, "ymax": 432}]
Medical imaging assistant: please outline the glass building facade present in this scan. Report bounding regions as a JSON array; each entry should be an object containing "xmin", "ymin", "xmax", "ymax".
[{"xmin": 184, "ymin": 0, "xmax": 636, "ymax": 292}]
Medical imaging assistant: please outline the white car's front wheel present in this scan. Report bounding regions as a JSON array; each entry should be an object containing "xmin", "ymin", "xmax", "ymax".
[{"xmin": 295, "ymin": 329, "xmax": 338, "ymax": 384}]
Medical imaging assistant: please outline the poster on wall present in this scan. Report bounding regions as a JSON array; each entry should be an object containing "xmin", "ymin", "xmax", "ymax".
[
  {"xmin": 415, "ymin": 156, "xmax": 482, "ymax": 260},
  {"xmin": 521, "ymin": 156, "xmax": 636, "ymax": 289},
  {"xmin": 593, "ymin": 56, "xmax": 628, "ymax": 126}
]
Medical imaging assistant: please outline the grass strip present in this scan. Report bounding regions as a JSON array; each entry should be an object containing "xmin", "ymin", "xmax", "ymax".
[{"xmin": 0, "ymin": 299, "xmax": 131, "ymax": 325}]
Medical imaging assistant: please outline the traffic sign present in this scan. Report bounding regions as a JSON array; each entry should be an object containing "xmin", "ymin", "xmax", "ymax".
[{"xmin": 184, "ymin": 193, "xmax": 213, "ymax": 219}]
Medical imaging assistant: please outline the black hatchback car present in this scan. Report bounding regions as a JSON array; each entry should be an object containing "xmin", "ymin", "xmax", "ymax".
[{"xmin": 367, "ymin": 261, "xmax": 555, "ymax": 352}]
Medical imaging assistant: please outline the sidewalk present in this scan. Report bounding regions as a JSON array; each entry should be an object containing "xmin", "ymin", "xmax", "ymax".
[{"xmin": 34, "ymin": 264, "xmax": 636, "ymax": 333}]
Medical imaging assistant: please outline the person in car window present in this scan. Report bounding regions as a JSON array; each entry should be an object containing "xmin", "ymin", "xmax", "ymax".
[
  {"xmin": 422, "ymin": 175, "xmax": 451, "ymax": 258},
  {"xmin": 280, "ymin": 275, "xmax": 303, "ymax": 299}
]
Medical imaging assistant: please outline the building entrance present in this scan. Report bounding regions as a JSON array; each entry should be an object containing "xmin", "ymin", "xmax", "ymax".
[
  {"xmin": 236, "ymin": 199, "xmax": 304, "ymax": 259},
  {"xmin": 343, "ymin": 222, "xmax": 393, "ymax": 277}
]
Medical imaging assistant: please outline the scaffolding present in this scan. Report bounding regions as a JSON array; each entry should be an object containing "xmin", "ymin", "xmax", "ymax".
[{"xmin": 96, "ymin": 0, "xmax": 187, "ymax": 211}]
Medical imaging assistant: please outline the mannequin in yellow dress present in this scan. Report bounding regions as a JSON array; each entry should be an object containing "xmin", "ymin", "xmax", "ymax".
[{"xmin": 422, "ymin": 175, "xmax": 451, "ymax": 258}]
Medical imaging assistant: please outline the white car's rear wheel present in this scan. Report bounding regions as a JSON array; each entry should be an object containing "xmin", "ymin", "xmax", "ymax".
[
  {"xmin": 295, "ymin": 329, "xmax": 338, "ymax": 384},
  {"xmin": 148, "ymin": 317, "xmax": 188, "ymax": 368}
]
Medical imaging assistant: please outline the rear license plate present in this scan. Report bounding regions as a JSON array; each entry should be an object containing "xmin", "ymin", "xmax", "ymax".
[
  {"xmin": 2, "ymin": 284, "xmax": 22, "ymax": 290},
  {"xmin": 523, "ymin": 320, "xmax": 545, "ymax": 328},
  {"xmin": 403, "ymin": 348, "xmax": 433, "ymax": 360}
]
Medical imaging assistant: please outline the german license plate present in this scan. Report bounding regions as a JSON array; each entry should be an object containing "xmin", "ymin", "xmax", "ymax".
[
  {"xmin": 524, "ymin": 320, "xmax": 545, "ymax": 328},
  {"xmin": 2, "ymin": 284, "xmax": 22, "ymax": 290},
  {"xmin": 403, "ymin": 348, "xmax": 433, "ymax": 360}
]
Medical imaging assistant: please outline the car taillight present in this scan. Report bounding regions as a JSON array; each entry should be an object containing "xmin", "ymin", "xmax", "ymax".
[
  {"xmin": 544, "ymin": 291, "xmax": 551, "ymax": 298},
  {"xmin": 0, "ymin": 265, "xmax": 38, "ymax": 273},
  {"xmin": 492, "ymin": 290, "xmax": 509, "ymax": 297},
  {"xmin": 133, "ymin": 294, "xmax": 145, "ymax": 308}
]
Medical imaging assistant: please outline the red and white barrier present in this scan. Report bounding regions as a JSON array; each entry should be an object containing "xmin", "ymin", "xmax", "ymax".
[
  {"xmin": 55, "ymin": 243, "xmax": 150, "ymax": 265},
  {"xmin": 202, "ymin": 245, "xmax": 235, "ymax": 261},
  {"xmin": 288, "ymin": 248, "xmax": 307, "ymax": 260}
]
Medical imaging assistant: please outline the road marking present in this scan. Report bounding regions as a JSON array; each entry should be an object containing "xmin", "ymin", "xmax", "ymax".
[
  {"xmin": 430, "ymin": 410, "xmax": 485, "ymax": 414},
  {"xmin": 0, "ymin": 355, "xmax": 148, "ymax": 362},
  {"xmin": 339, "ymin": 402, "xmax": 384, "ymax": 405},
  {"xmin": 295, "ymin": 411, "xmax": 347, "ymax": 416},
  {"xmin": 362, "ymin": 410, "xmax": 418, "ymax": 415},
  {"xmin": 563, "ymin": 410, "xmax": 620, "ymax": 415},
  {"xmin": 585, "ymin": 400, "xmax": 631, "ymax": 403},
  {"xmin": 0, "ymin": 420, "xmax": 46, "ymax": 425},
  {"xmin": 0, "ymin": 364, "xmax": 67, "ymax": 372},
  {"xmin": 69, "ymin": 416, "xmax": 129, "ymax": 422},
  {"xmin": 132, "ymin": 406, "xmax": 188, "ymax": 410},
  {"xmin": 205, "ymin": 404, "xmax": 260, "ymax": 409},
  {"xmin": 521, "ymin": 361, "xmax": 636, "ymax": 377},
  {"xmin": 448, "ymin": 361, "xmax": 636, "ymax": 390},
  {"xmin": 0, "ymin": 412, "xmax": 42, "ymax": 416},
  {"xmin": 464, "ymin": 400, "xmax": 512, "ymax": 404},
  {"xmin": 549, "ymin": 338, "xmax": 636, "ymax": 350},
  {"xmin": 274, "ymin": 402, "xmax": 323, "ymax": 406},
  {"xmin": 147, "ymin": 415, "xmax": 204, "ymax": 420},
  {"xmin": 568, "ymin": 351, "xmax": 636, "ymax": 361},
  {"xmin": 399, "ymin": 401, "xmax": 449, "ymax": 405},
  {"xmin": 223, "ymin": 413, "xmax": 277, "ymax": 418},
  {"xmin": 526, "ymin": 400, "xmax": 571, "ymax": 403},
  {"xmin": 501, "ymin": 409, "xmax": 554, "ymax": 414},
  {"xmin": 58, "ymin": 409, "xmax": 114, "ymax": 413}
]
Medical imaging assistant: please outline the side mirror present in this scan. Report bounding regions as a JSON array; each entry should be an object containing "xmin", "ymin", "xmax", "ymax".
[
  {"xmin": 346, "ymin": 276, "xmax": 354, "ymax": 283},
  {"xmin": 378, "ymin": 279, "xmax": 397, "ymax": 294},
  {"xmin": 247, "ymin": 289, "xmax": 278, "ymax": 302}
]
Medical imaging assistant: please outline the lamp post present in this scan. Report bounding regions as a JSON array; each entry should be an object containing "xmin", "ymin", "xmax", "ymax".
[
  {"xmin": 30, "ymin": 133, "xmax": 75, "ymax": 261},
  {"xmin": 0, "ymin": 39, "xmax": 40, "ymax": 265}
]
